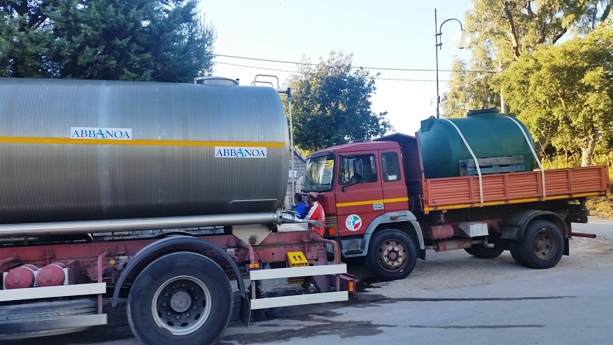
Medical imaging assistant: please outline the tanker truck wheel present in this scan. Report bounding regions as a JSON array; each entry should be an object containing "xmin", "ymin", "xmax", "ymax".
[
  {"xmin": 127, "ymin": 252, "xmax": 232, "ymax": 345},
  {"xmin": 367, "ymin": 229, "xmax": 417, "ymax": 281},
  {"xmin": 509, "ymin": 220, "xmax": 564, "ymax": 269}
]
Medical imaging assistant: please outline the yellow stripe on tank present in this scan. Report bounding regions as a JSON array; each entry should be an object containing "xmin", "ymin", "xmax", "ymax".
[{"xmin": 0, "ymin": 137, "xmax": 286, "ymax": 148}]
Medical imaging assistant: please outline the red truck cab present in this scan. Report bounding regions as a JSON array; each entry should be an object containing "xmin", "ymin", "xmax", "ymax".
[
  {"xmin": 308, "ymin": 141, "xmax": 409, "ymax": 235},
  {"xmin": 302, "ymin": 137, "xmax": 426, "ymax": 280}
]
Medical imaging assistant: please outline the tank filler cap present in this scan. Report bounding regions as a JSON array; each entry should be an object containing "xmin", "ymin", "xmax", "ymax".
[
  {"xmin": 467, "ymin": 108, "xmax": 499, "ymax": 117},
  {"xmin": 194, "ymin": 76, "xmax": 239, "ymax": 86}
]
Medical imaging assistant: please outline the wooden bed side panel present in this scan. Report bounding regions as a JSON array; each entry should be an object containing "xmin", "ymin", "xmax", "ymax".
[{"xmin": 422, "ymin": 166, "xmax": 609, "ymax": 210}]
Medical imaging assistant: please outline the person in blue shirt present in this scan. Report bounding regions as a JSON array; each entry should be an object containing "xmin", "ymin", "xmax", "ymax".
[{"xmin": 294, "ymin": 193, "xmax": 308, "ymax": 219}]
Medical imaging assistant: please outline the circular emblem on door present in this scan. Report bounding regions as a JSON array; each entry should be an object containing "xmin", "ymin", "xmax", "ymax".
[{"xmin": 345, "ymin": 214, "xmax": 363, "ymax": 232}]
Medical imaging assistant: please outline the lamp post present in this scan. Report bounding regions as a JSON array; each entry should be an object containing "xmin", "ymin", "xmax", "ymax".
[{"xmin": 434, "ymin": 8, "xmax": 471, "ymax": 118}]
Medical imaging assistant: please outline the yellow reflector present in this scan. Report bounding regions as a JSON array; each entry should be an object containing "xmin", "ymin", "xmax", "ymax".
[
  {"xmin": 287, "ymin": 251, "xmax": 308, "ymax": 267},
  {"xmin": 249, "ymin": 263, "xmax": 260, "ymax": 269},
  {"xmin": 287, "ymin": 251, "xmax": 308, "ymax": 285}
]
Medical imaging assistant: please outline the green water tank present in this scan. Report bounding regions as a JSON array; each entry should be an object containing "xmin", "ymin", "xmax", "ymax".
[{"xmin": 418, "ymin": 108, "xmax": 537, "ymax": 179}]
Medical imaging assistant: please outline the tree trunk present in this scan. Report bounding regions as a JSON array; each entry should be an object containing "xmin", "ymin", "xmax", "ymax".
[{"xmin": 580, "ymin": 133, "xmax": 597, "ymax": 167}]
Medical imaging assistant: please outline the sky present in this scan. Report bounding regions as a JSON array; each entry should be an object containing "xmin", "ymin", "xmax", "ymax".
[{"xmin": 199, "ymin": 0, "xmax": 474, "ymax": 135}]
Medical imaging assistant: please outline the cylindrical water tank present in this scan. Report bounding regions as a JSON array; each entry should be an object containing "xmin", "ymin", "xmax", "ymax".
[
  {"xmin": 0, "ymin": 78, "xmax": 289, "ymax": 224},
  {"xmin": 418, "ymin": 108, "xmax": 536, "ymax": 179}
]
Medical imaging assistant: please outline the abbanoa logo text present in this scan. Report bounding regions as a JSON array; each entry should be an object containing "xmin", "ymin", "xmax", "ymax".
[
  {"xmin": 215, "ymin": 146, "xmax": 267, "ymax": 159},
  {"xmin": 71, "ymin": 127, "xmax": 132, "ymax": 140}
]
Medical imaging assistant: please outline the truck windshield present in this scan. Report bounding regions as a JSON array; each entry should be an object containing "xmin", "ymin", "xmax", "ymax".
[{"xmin": 303, "ymin": 155, "xmax": 335, "ymax": 192}]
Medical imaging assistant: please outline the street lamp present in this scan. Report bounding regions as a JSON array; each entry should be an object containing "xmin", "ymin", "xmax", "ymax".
[{"xmin": 435, "ymin": 8, "xmax": 471, "ymax": 118}]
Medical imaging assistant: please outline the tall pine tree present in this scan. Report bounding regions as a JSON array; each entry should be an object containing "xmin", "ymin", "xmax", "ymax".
[{"xmin": 0, "ymin": 0, "xmax": 215, "ymax": 81}]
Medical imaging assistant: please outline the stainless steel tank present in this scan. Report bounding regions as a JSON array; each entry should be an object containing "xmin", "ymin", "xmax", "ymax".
[{"xmin": 0, "ymin": 78, "xmax": 289, "ymax": 224}]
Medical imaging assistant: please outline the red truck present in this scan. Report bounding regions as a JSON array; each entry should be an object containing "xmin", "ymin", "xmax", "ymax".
[{"xmin": 301, "ymin": 109, "xmax": 610, "ymax": 280}]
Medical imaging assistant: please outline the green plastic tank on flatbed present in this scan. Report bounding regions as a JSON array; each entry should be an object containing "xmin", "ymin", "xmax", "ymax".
[{"xmin": 418, "ymin": 108, "xmax": 536, "ymax": 178}]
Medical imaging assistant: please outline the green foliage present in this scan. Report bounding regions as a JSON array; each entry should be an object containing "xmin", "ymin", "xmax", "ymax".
[
  {"xmin": 467, "ymin": 0, "xmax": 596, "ymax": 62},
  {"xmin": 443, "ymin": 57, "xmax": 499, "ymax": 118},
  {"xmin": 586, "ymin": 150, "xmax": 613, "ymax": 217},
  {"xmin": 0, "ymin": 0, "xmax": 215, "ymax": 81},
  {"xmin": 0, "ymin": 0, "xmax": 55, "ymax": 78},
  {"xmin": 586, "ymin": 196, "xmax": 613, "ymax": 218},
  {"xmin": 288, "ymin": 51, "xmax": 392, "ymax": 152},
  {"xmin": 502, "ymin": 24, "xmax": 613, "ymax": 166},
  {"xmin": 445, "ymin": 0, "xmax": 611, "ymax": 119}
]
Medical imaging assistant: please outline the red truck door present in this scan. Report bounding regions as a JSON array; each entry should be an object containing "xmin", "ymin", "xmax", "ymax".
[
  {"xmin": 380, "ymin": 150, "xmax": 409, "ymax": 212},
  {"xmin": 335, "ymin": 152, "xmax": 383, "ymax": 237}
]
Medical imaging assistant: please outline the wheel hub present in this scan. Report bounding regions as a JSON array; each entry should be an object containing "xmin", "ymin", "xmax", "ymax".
[
  {"xmin": 378, "ymin": 240, "xmax": 406, "ymax": 271},
  {"xmin": 170, "ymin": 290, "xmax": 192, "ymax": 313},
  {"xmin": 384, "ymin": 247, "xmax": 401, "ymax": 264},
  {"xmin": 152, "ymin": 276, "xmax": 211, "ymax": 336},
  {"xmin": 533, "ymin": 230, "xmax": 554, "ymax": 258},
  {"xmin": 534, "ymin": 239, "xmax": 546, "ymax": 251}
]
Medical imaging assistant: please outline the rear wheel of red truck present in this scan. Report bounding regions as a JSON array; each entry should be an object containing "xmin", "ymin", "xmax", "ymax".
[
  {"xmin": 510, "ymin": 220, "xmax": 565, "ymax": 269},
  {"xmin": 127, "ymin": 252, "xmax": 232, "ymax": 345},
  {"xmin": 367, "ymin": 229, "xmax": 417, "ymax": 281}
]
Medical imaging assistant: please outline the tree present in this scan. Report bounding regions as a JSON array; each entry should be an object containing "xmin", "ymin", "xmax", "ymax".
[
  {"xmin": 288, "ymin": 51, "xmax": 392, "ymax": 152},
  {"xmin": 501, "ymin": 24, "xmax": 613, "ymax": 166},
  {"xmin": 444, "ymin": 0, "xmax": 611, "ymax": 117},
  {"xmin": 444, "ymin": 57, "xmax": 499, "ymax": 118},
  {"xmin": 0, "ymin": 0, "xmax": 215, "ymax": 81},
  {"xmin": 0, "ymin": 0, "xmax": 55, "ymax": 78}
]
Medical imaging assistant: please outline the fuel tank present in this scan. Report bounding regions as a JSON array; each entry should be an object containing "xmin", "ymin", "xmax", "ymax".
[
  {"xmin": 0, "ymin": 78, "xmax": 289, "ymax": 224},
  {"xmin": 418, "ymin": 108, "xmax": 536, "ymax": 178}
]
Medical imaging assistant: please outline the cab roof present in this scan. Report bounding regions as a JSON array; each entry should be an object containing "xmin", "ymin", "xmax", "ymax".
[{"xmin": 307, "ymin": 140, "xmax": 400, "ymax": 158}]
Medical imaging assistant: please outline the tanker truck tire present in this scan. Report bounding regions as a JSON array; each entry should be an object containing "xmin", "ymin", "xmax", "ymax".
[
  {"xmin": 510, "ymin": 220, "xmax": 564, "ymax": 269},
  {"xmin": 367, "ymin": 229, "xmax": 417, "ymax": 281},
  {"xmin": 127, "ymin": 252, "xmax": 232, "ymax": 345}
]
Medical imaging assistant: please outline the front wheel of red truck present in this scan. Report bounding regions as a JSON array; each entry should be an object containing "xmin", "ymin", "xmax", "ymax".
[
  {"xmin": 367, "ymin": 229, "xmax": 418, "ymax": 281},
  {"xmin": 127, "ymin": 252, "xmax": 233, "ymax": 345}
]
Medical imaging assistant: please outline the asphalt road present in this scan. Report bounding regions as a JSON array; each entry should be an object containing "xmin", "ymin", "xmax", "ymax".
[{"xmin": 9, "ymin": 217, "xmax": 613, "ymax": 345}]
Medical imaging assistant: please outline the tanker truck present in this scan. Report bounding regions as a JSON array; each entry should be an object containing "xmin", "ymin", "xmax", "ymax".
[
  {"xmin": 0, "ymin": 77, "xmax": 355, "ymax": 344},
  {"xmin": 301, "ymin": 108, "xmax": 610, "ymax": 280}
]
